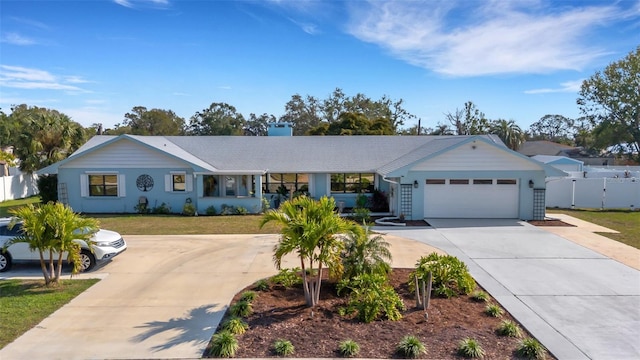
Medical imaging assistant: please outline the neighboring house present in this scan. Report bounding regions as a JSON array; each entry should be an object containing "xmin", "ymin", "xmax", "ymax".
[
  {"xmin": 518, "ymin": 140, "xmax": 615, "ymax": 166},
  {"xmin": 518, "ymin": 140, "xmax": 579, "ymax": 157},
  {"xmin": 37, "ymin": 133, "xmax": 564, "ymax": 220},
  {"xmin": 532, "ymin": 155, "xmax": 584, "ymax": 173}
]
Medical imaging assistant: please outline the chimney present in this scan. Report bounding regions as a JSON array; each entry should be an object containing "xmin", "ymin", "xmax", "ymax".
[{"xmin": 268, "ymin": 122, "xmax": 293, "ymax": 136}]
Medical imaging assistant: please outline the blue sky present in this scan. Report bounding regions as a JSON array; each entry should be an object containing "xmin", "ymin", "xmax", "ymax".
[{"xmin": 1, "ymin": 0, "xmax": 639, "ymax": 132}]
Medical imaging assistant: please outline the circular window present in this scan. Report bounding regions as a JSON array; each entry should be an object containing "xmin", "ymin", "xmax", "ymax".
[{"xmin": 136, "ymin": 174, "xmax": 154, "ymax": 192}]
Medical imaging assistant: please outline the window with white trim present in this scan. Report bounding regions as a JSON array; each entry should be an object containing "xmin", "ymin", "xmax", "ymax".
[
  {"xmin": 173, "ymin": 174, "xmax": 186, "ymax": 191},
  {"xmin": 80, "ymin": 173, "xmax": 125, "ymax": 197},
  {"xmin": 331, "ymin": 173, "xmax": 374, "ymax": 193},
  {"xmin": 165, "ymin": 172, "xmax": 192, "ymax": 192}
]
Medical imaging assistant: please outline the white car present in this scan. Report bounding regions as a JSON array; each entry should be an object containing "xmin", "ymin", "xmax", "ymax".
[{"xmin": 0, "ymin": 217, "xmax": 127, "ymax": 272}]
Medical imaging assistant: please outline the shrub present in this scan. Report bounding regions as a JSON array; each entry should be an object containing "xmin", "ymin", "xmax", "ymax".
[
  {"xmin": 471, "ymin": 290, "xmax": 489, "ymax": 302},
  {"xmin": 134, "ymin": 203, "xmax": 149, "ymax": 214},
  {"xmin": 273, "ymin": 339, "xmax": 295, "ymax": 356},
  {"xmin": 240, "ymin": 290, "xmax": 257, "ymax": 303},
  {"xmin": 235, "ymin": 206, "xmax": 248, "ymax": 215},
  {"xmin": 457, "ymin": 338, "xmax": 485, "ymax": 358},
  {"xmin": 496, "ymin": 319, "xmax": 522, "ymax": 337},
  {"xmin": 338, "ymin": 273, "xmax": 405, "ymax": 323},
  {"xmin": 182, "ymin": 203, "xmax": 197, "ymax": 216},
  {"xmin": 37, "ymin": 174, "xmax": 58, "ymax": 203},
  {"xmin": 270, "ymin": 268, "xmax": 302, "ymax": 288},
  {"xmin": 370, "ymin": 189, "xmax": 389, "ymax": 212},
  {"xmin": 229, "ymin": 300, "xmax": 252, "ymax": 317},
  {"xmin": 206, "ymin": 205, "xmax": 217, "ymax": 216},
  {"xmin": 152, "ymin": 202, "xmax": 171, "ymax": 214},
  {"xmin": 220, "ymin": 204, "xmax": 235, "ymax": 215},
  {"xmin": 338, "ymin": 339, "xmax": 360, "ymax": 357},
  {"xmin": 352, "ymin": 207, "xmax": 371, "ymax": 224},
  {"xmin": 209, "ymin": 330, "xmax": 238, "ymax": 358},
  {"xmin": 409, "ymin": 253, "xmax": 476, "ymax": 298},
  {"xmin": 222, "ymin": 317, "xmax": 248, "ymax": 335},
  {"xmin": 254, "ymin": 279, "xmax": 269, "ymax": 291},
  {"xmin": 341, "ymin": 226, "xmax": 392, "ymax": 281},
  {"xmin": 485, "ymin": 303, "xmax": 504, "ymax": 317},
  {"xmin": 396, "ymin": 335, "xmax": 426, "ymax": 358},
  {"xmin": 515, "ymin": 338, "xmax": 547, "ymax": 359}
]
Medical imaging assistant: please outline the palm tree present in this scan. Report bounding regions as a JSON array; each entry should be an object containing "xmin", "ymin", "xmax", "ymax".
[
  {"xmin": 9, "ymin": 105, "xmax": 87, "ymax": 173},
  {"xmin": 260, "ymin": 196, "xmax": 360, "ymax": 307},
  {"xmin": 491, "ymin": 119, "xmax": 525, "ymax": 150},
  {"xmin": 9, "ymin": 203, "xmax": 99, "ymax": 285},
  {"xmin": 342, "ymin": 225, "xmax": 392, "ymax": 280}
]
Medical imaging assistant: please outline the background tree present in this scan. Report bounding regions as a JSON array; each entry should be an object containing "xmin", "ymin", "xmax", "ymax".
[
  {"xmin": 0, "ymin": 108, "xmax": 21, "ymax": 149},
  {"xmin": 308, "ymin": 112, "xmax": 395, "ymax": 135},
  {"xmin": 8, "ymin": 203, "xmax": 99, "ymax": 286},
  {"xmin": 244, "ymin": 113, "xmax": 276, "ymax": 136},
  {"xmin": 260, "ymin": 196, "xmax": 360, "ymax": 307},
  {"xmin": 8, "ymin": 105, "xmax": 87, "ymax": 173},
  {"xmin": 577, "ymin": 46, "xmax": 639, "ymax": 162},
  {"xmin": 491, "ymin": 119, "xmax": 525, "ymax": 150},
  {"xmin": 187, "ymin": 102, "xmax": 246, "ymax": 135},
  {"xmin": 279, "ymin": 94, "xmax": 323, "ymax": 135},
  {"xmin": 445, "ymin": 101, "xmax": 491, "ymax": 135},
  {"xmin": 115, "ymin": 106, "xmax": 186, "ymax": 135},
  {"xmin": 527, "ymin": 114, "xmax": 575, "ymax": 144},
  {"xmin": 430, "ymin": 123, "xmax": 455, "ymax": 135},
  {"xmin": 281, "ymin": 89, "xmax": 416, "ymax": 135}
]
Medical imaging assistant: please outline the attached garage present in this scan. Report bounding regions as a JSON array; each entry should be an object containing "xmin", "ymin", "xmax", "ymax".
[{"xmin": 424, "ymin": 178, "xmax": 519, "ymax": 218}]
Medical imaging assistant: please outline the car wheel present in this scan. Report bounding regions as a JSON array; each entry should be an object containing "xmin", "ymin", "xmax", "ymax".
[
  {"xmin": 78, "ymin": 250, "xmax": 96, "ymax": 272},
  {"xmin": 0, "ymin": 251, "xmax": 12, "ymax": 272}
]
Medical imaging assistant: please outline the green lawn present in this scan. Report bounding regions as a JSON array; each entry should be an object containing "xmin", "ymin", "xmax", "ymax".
[
  {"xmin": 547, "ymin": 209, "xmax": 640, "ymax": 250},
  {"xmin": 0, "ymin": 279, "xmax": 99, "ymax": 349},
  {"xmin": 93, "ymin": 214, "xmax": 282, "ymax": 235},
  {"xmin": 0, "ymin": 196, "xmax": 41, "ymax": 217}
]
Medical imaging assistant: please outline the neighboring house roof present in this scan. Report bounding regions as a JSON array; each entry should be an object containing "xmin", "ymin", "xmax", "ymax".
[
  {"xmin": 518, "ymin": 140, "xmax": 579, "ymax": 157},
  {"xmin": 531, "ymin": 155, "xmax": 584, "ymax": 165},
  {"xmin": 38, "ymin": 134, "xmax": 556, "ymax": 176}
]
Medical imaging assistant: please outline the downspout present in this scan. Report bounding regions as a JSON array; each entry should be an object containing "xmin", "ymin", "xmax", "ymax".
[{"xmin": 382, "ymin": 176, "xmax": 399, "ymax": 216}]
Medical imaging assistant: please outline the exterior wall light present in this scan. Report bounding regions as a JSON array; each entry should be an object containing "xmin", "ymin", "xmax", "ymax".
[
  {"xmin": 414, "ymin": 180, "xmax": 419, "ymax": 188},
  {"xmin": 529, "ymin": 180, "xmax": 534, "ymax": 188}
]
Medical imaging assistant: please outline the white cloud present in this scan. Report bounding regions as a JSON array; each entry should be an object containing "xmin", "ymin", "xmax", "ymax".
[
  {"xmin": 114, "ymin": 0, "xmax": 170, "ymax": 9},
  {"xmin": 0, "ymin": 65, "xmax": 89, "ymax": 93},
  {"xmin": 346, "ymin": 0, "xmax": 630, "ymax": 76},
  {"xmin": 1, "ymin": 32, "xmax": 36, "ymax": 45},
  {"xmin": 525, "ymin": 80, "xmax": 584, "ymax": 94}
]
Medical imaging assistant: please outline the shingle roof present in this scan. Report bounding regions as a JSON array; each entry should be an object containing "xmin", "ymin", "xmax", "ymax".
[
  {"xmin": 517, "ymin": 140, "xmax": 578, "ymax": 156},
  {"xmin": 43, "ymin": 134, "xmax": 515, "ymax": 175}
]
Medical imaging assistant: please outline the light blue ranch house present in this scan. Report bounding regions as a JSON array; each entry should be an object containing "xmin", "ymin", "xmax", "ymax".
[{"xmin": 38, "ymin": 125, "xmax": 564, "ymax": 220}]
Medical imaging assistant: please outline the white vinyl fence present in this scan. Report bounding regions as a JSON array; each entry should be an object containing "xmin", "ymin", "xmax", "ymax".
[
  {"xmin": 0, "ymin": 173, "xmax": 39, "ymax": 203},
  {"xmin": 546, "ymin": 177, "xmax": 640, "ymax": 210}
]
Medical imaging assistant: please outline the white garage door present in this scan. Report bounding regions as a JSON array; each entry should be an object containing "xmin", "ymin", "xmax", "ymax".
[{"xmin": 424, "ymin": 179, "xmax": 519, "ymax": 218}]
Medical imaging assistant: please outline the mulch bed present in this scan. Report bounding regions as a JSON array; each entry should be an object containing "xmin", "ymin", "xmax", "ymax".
[
  {"xmin": 205, "ymin": 268, "xmax": 554, "ymax": 359},
  {"xmin": 527, "ymin": 219, "xmax": 575, "ymax": 227}
]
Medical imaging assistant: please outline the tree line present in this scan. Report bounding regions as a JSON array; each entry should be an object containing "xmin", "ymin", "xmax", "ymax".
[{"xmin": 1, "ymin": 46, "xmax": 638, "ymax": 173}]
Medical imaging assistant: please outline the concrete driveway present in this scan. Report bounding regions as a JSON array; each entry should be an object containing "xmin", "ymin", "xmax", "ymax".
[
  {"xmin": 376, "ymin": 219, "xmax": 640, "ymax": 360},
  {"xmin": 0, "ymin": 233, "xmax": 440, "ymax": 360}
]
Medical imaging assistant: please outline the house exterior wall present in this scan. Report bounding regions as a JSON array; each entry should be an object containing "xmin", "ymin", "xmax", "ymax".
[
  {"xmin": 58, "ymin": 140, "xmax": 199, "ymax": 213},
  {"xmin": 405, "ymin": 142, "xmax": 548, "ymax": 220},
  {"xmin": 62, "ymin": 140, "xmax": 187, "ymax": 169},
  {"xmin": 59, "ymin": 167, "xmax": 195, "ymax": 213}
]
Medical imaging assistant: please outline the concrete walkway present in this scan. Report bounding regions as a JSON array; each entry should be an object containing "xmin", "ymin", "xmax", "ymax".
[{"xmin": 375, "ymin": 218, "xmax": 640, "ymax": 360}]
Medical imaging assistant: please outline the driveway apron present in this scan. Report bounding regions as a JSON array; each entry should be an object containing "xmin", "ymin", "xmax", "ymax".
[
  {"xmin": 0, "ymin": 234, "xmax": 295, "ymax": 360},
  {"xmin": 376, "ymin": 219, "xmax": 640, "ymax": 360}
]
